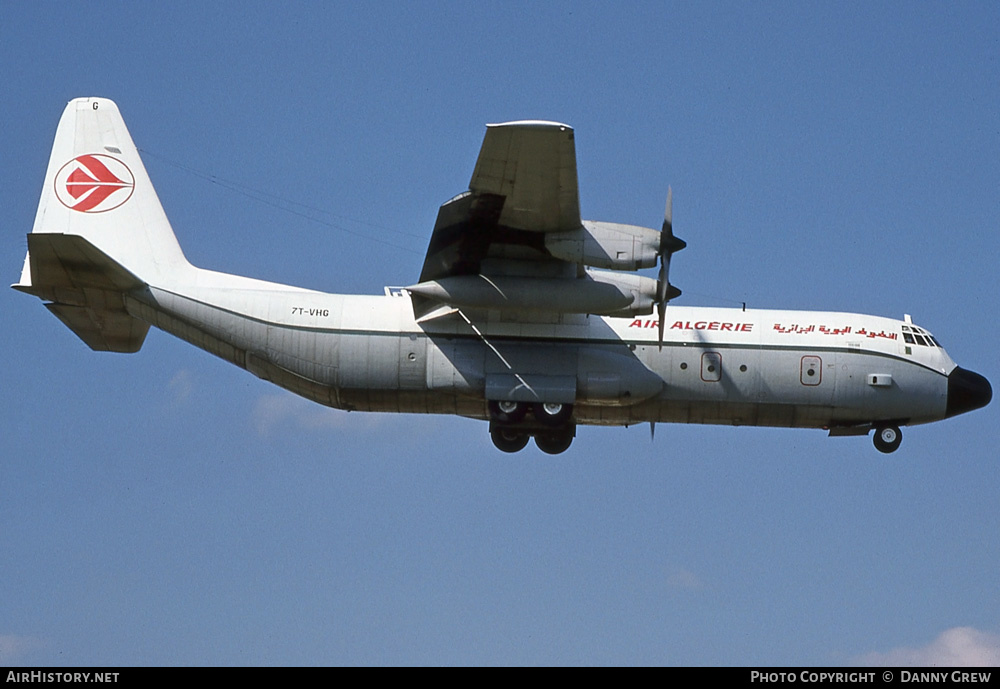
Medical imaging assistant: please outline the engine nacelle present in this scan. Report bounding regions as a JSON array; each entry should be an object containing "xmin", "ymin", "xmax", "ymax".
[
  {"xmin": 407, "ymin": 268, "xmax": 657, "ymax": 317},
  {"xmin": 545, "ymin": 221, "xmax": 660, "ymax": 271},
  {"xmin": 586, "ymin": 268, "xmax": 657, "ymax": 317}
]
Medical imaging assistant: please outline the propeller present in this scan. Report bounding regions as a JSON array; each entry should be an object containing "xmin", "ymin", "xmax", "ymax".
[{"xmin": 656, "ymin": 187, "xmax": 686, "ymax": 349}]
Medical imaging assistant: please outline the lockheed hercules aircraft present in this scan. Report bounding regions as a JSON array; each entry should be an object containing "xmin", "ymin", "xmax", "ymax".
[{"xmin": 15, "ymin": 98, "xmax": 992, "ymax": 454}]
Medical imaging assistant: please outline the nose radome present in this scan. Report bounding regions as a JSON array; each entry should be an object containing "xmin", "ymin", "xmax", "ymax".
[{"xmin": 946, "ymin": 367, "xmax": 992, "ymax": 418}]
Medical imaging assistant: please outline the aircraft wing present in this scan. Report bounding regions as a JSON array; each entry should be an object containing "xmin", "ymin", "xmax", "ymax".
[
  {"xmin": 418, "ymin": 121, "xmax": 580, "ymax": 284},
  {"xmin": 410, "ymin": 121, "xmax": 664, "ymax": 322},
  {"xmin": 470, "ymin": 121, "xmax": 580, "ymax": 235}
]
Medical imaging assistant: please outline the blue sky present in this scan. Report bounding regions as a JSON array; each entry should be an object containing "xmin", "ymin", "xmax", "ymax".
[{"xmin": 2, "ymin": 1, "xmax": 998, "ymax": 666}]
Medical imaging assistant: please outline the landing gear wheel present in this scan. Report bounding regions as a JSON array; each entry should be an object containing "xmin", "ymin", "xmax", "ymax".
[
  {"xmin": 488, "ymin": 400, "xmax": 527, "ymax": 424},
  {"xmin": 533, "ymin": 402, "xmax": 573, "ymax": 427},
  {"xmin": 873, "ymin": 424, "xmax": 902, "ymax": 454},
  {"xmin": 491, "ymin": 428, "xmax": 529, "ymax": 453},
  {"xmin": 535, "ymin": 431, "xmax": 573, "ymax": 455}
]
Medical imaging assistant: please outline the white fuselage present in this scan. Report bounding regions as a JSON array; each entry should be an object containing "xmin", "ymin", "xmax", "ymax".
[{"xmin": 127, "ymin": 267, "xmax": 957, "ymax": 432}]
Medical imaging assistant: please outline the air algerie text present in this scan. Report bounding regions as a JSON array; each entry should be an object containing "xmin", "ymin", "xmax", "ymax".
[{"xmin": 629, "ymin": 319, "xmax": 754, "ymax": 332}]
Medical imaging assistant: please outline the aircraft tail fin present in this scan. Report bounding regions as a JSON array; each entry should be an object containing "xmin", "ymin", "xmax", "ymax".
[{"xmin": 14, "ymin": 97, "xmax": 191, "ymax": 351}]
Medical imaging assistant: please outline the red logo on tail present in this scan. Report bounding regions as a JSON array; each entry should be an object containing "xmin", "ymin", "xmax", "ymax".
[{"xmin": 54, "ymin": 154, "xmax": 135, "ymax": 213}]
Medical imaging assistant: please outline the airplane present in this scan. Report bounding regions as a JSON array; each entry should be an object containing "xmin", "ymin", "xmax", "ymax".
[{"xmin": 14, "ymin": 98, "xmax": 992, "ymax": 455}]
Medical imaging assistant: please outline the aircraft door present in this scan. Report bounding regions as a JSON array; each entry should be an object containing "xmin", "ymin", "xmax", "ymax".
[
  {"xmin": 800, "ymin": 356, "xmax": 822, "ymax": 386},
  {"xmin": 701, "ymin": 352, "xmax": 722, "ymax": 382},
  {"xmin": 799, "ymin": 354, "xmax": 837, "ymax": 413}
]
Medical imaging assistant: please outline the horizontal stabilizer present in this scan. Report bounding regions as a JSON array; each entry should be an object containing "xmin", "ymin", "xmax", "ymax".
[
  {"xmin": 45, "ymin": 302, "xmax": 149, "ymax": 353},
  {"xmin": 15, "ymin": 233, "xmax": 145, "ymax": 300},
  {"xmin": 14, "ymin": 233, "xmax": 149, "ymax": 352}
]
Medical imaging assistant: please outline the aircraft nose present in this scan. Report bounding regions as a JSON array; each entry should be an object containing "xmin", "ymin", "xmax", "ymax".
[{"xmin": 946, "ymin": 366, "xmax": 992, "ymax": 418}]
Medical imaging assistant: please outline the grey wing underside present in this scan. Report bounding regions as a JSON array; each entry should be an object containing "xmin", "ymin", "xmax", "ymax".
[
  {"xmin": 409, "ymin": 121, "xmax": 662, "ymax": 322},
  {"xmin": 417, "ymin": 120, "xmax": 580, "ymax": 284}
]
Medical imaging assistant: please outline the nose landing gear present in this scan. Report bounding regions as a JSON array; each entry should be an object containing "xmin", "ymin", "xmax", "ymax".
[{"xmin": 873, "ymin": 424, "xmax": 902, "ymax": 454}]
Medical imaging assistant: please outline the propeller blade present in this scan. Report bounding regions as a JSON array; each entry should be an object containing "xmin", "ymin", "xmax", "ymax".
[
  {"xmin": 662, "ymin": 186, "xmax": 673, "ymax": 238},
  {"xmin": 659, "ymin": 186, "xmax": 686, "ymax": 256},
  {"xmin": 657, "ymin": 256, "xmax": 667, "ymax": 303},
  {"xmin": 657, "ymin": 297, "xmax": 666, "ymax": 350},
  {"xmin": 656, "ymin": 187, "xmax": 683, "ymax": 350}
]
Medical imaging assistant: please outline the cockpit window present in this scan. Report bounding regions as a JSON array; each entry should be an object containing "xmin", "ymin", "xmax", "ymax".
[{"xmin": 902, "ymin": 325, "xmax": 939, "ymax": 348}]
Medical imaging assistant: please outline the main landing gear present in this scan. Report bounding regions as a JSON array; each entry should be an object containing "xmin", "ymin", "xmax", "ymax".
[
  {"xmin": 488, "ymin": 401, "xmax": 575, "ymax": 454},
  {"xmin": 873, "ymin": 424, "xmax": 902, "ymax": 454}
]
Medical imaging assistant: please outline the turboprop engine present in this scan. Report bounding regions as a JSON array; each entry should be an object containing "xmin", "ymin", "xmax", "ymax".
[
  {"xmin": 544, "ymin": 221, "xmax": 661, "ymax": 271},
  {"xmin": 406, "ymin": 268, "xmax": 658, "ymax": 317}
]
